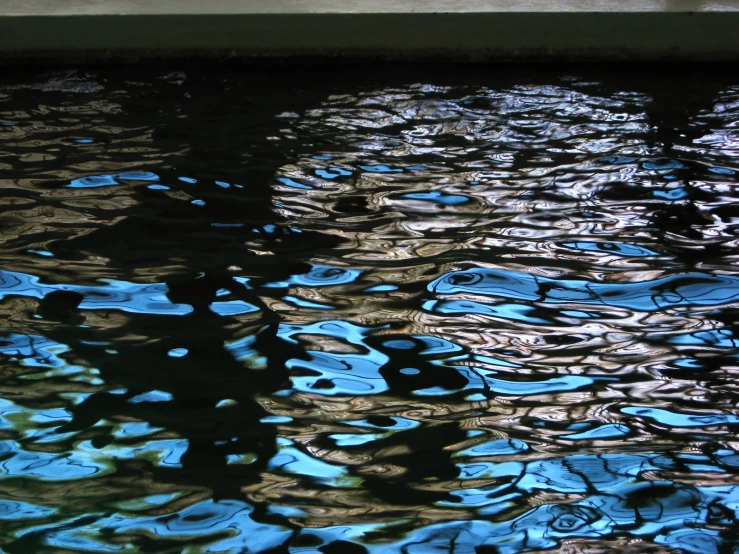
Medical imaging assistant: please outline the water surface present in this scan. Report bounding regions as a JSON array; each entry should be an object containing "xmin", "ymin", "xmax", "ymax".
[{"xmin": 0, "ymin": 64, "xmax": 738, "ymax": 553}]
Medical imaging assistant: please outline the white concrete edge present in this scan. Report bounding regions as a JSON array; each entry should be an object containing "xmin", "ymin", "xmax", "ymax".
[
  {"xmin": 5, "ymin": 0, "xmax": 739, "ymax": 17},
  {"xmin": 4, "ymin": 0, "xmax": 739, "ymax": 15}
]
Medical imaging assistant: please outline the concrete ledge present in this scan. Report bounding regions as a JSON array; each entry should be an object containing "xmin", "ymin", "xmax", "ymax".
[{"xmin": 2, "ymin": 1, "xmax": 739, "ymax": 62}]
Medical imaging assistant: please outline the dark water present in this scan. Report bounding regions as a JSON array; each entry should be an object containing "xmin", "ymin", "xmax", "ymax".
[{"xmin": 1, "ymin": 64, "xmax": 738, "ymax": 554}]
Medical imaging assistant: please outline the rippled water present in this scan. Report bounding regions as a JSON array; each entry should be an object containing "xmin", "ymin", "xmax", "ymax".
[{"xmin": 1, "ymin": 64, "xmax": 739, "ymax": 553}]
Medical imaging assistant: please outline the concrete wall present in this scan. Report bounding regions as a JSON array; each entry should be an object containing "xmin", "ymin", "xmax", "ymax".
[{"xmin": 2, "ymin": 1, "xmax": 739, "ymax": 61}]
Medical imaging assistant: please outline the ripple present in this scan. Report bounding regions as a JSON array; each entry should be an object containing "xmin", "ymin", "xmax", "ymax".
[
  {"xmin": 429, "ymin": 268, "xmax": 739, "ymax": 311},
  {"xmin": 0, "ymin": 66, "xmax": 737, "ymax": 554}
]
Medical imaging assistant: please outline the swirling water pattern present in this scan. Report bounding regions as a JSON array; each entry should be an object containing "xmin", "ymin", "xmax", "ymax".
[{"xmin": 0, "ymin": 66, "xmax": 738, "ymax": 553}]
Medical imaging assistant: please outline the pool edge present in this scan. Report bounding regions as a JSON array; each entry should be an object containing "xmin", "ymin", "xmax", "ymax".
[{"xmin": 2, "ymin": 9, "xmax": 739, "ymax": 62}]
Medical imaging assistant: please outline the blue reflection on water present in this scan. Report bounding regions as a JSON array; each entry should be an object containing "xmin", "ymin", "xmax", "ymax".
[
  {"xmin": 111, "ymin": 499, "xmax": 292, "ymax": 553},
  {"xmin": 668, "ymin": 328, "xmax": 739, "ymax": 348},
  {"xmin": 128, "ymin": 390, "xmax": 174, "ymax": 404},
  {"xmin": 275, "ymin": 176, "xmax": 312, "ymax": 189},
  {"xmin": 642, "ymin": 158, "xmax": 684, "ymax": 171},
  {"xmin": 67, "ymin": 171, "xmax": 159, "ymax": 188},
  {"xmin": 3, "ymin": 72, "xmax": 739, "ymax": 554},
  {"xmin": 456, "ymin": 438, "xmax": 529, "ymax": 457},
  {"xmin": 280, "ymin": 320, "xmax": 390, "ymax": 395},
  {"xmin": 480, "ymin": 374, "xmax": 603, "ymax": 396},
  {"xmin": 654, "ymin": 187, "xmax": 689, "ymax": 200},
  {"xmin": 0, "ymin": 269, "xmax": 192, "ymax": 315},
  {"xmin": 208, "ymin": 300, "xmax": 260, "ymax": 316},
  {"xmin": 0, "ymin": 439, "xmax": 109, "ymax": 480},
  {"xmin": 429, "ymin": 268, "xmax": 739, "ymax": 311},
  {"xmin": 359, "ymin": 164, "xmax": 404, "ymax": 173},
  {"xmin": 562, "ymin": 241, "xmax": 658, "ymax": 257},
  {"xmin": 269, "ymin": 438, "xmax": 351, "ymax": 485},
  {"xmin": 315, "ymin": 167, "xmax": 353, "ymax": 179},
  {"xmin": 622, "ymin": 406, "xmax": 739, "ymax": 427},
  {"xmin": 403, "ymin": 191, "xmax": 470, "ymax": 205},
  {"xmin": 0, "ymin": 499, "xmax": 56, "ymax": 520},
  {"xmin": 365, "ymin": 284, "xmax": 398, "ymax": 292},
  {"xmin": 27, "ymin": 249, "xmax": 54, "ymax": 257},
  {"xmin": 265, "ymin": 264, "xmax": 362, "ymax": 288},
  {"xmin": 562, "ymin": 423, "xmax": 631, "ymax": 440},
  {"xmin": 0, "ymin": 333, "xmax": 70, "ymax": 369}
]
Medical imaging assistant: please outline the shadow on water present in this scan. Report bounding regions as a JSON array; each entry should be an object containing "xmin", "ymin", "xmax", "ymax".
[{"xmin": 0, "ymin": 63, "xmax": 738, "ymax": 553}]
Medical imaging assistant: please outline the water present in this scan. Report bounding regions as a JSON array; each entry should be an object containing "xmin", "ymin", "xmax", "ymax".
[{"xmin": 1, "ymin": 64, "xmax": 738, "ymax": 553}]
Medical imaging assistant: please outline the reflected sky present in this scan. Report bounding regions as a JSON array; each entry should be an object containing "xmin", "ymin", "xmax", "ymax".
[{"xmin": 0, "ymin": 66, "xmax": 738, "ymax": 553}]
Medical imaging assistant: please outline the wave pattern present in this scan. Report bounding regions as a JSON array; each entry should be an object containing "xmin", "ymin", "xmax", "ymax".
[{"xmin": 0, "ymin": 67, "xmax": 738, "ymax": 553}]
